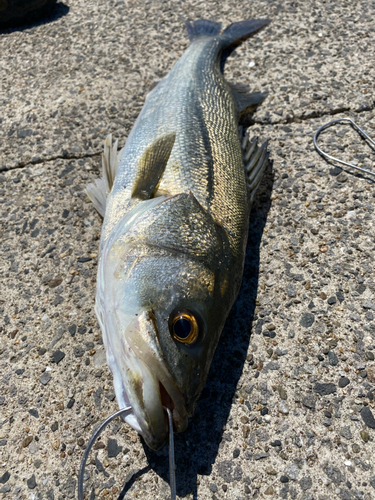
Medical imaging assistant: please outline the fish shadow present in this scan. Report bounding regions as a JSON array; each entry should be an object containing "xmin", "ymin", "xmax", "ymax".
[
  {"xmin": 0, "ymin": 2, "xmax": 69, "ymax": 34},
  {"xmin": 120, "ymin": 159, "xmax": 275, "ymax": 498}
]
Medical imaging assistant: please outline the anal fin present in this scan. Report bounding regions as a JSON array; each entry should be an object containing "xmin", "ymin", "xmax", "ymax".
[
  {"xmin": 131, "ymin": 132, "xmax": 176, "ymax": 200},
  {"xmin": 86, "ymin": 134, "xmax": 123, "ymax": 217},
  {"xmin": 242, "ymin": 133, "xmax": 269, "ymax": 203}
]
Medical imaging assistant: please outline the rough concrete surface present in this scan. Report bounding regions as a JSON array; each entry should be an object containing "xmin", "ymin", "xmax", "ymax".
[{"xmin": 0, "ymin": 0, "xmax": 375, "ymax": 499}]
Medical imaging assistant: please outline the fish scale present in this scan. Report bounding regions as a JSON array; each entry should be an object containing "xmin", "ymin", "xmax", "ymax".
[
  {"xmin": 104, "ymin": 36, "xmax": 244, "ymax": 251},
  {"xmin": 87, "ymin": 18, "xmax": 270, "ymax": 451},
  {"xmin": 140, "ymin": 37, "xmax": 243, "ymax": 248}
]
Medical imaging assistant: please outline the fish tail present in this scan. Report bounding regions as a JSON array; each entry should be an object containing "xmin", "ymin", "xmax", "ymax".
[
  {"xmin": 220, "ymin": 19, "xmax": 270, "ymax": 71},
  {"xmin": 185, "ymin": 19, "xmax": 270, "ymax": 72},
  {"xmin": 186, "ymin": 19, "xmax": 222, "ymax": 43},
  {"xmin": 221, "ymin": 19, "xmax": 270, "ymax": 47}
]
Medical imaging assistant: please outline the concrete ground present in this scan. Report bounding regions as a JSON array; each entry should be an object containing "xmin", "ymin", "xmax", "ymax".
[{"xmin": 0, "ymin": 0, "xmax": 375, "ymax": 499}]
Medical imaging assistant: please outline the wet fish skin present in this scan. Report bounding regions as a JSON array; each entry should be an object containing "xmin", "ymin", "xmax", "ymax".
[{"xmin": 87, "ymin": 19, "xmax": 270, "ymax": 450}]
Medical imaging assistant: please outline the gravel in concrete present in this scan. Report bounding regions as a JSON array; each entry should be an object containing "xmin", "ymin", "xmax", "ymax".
[{"xmin": 0, "ymin": 0, "xmax": 374, "ymax": 499}]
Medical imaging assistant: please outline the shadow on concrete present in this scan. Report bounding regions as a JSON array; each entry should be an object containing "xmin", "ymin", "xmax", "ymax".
[
  {"xmin": 114, "ymin": 159, "xmax": 275, "ymax": 499},
  {"xmin": 117, "ymin": 465, "xmax": 152, "ymax": 500},
  {"xmin": 328, "ymin": 164, "xmax": 375, "ymax": 185},
  {"xmin": 0, "ymin": 2, "xmax": 69, "ymax": 34}
]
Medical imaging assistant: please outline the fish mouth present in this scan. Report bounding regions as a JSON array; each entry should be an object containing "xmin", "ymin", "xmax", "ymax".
[{"xmin": 108, "ymin": 312, "xmax": 188, "ymax": 451}]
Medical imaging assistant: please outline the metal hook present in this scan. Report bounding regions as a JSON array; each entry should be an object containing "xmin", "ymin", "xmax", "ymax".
[
  {"xmin": 78, "ymin": 406, "xmax": 177, "ymax": 500},
  {"xmin": 314, "ymin": 117, "xmax": 375, "ymax": 177}
]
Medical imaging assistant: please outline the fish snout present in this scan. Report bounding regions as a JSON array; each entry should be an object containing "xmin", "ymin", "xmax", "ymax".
[{"xmin": 113, "ymin": 311, "xmax": 188, "ymax": 450}]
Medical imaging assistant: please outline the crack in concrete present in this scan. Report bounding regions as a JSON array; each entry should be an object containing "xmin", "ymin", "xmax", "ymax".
[
  {"xmin": 1, "ymin": 103, "xmax": 374, "ymax": 173},
  {"xmin": 0, "ymin": 150, "xmax": 102, "ymax": 173},
  {"xmin": 253, "ymin": 102, "xmax": 374, "ymax": 125}
]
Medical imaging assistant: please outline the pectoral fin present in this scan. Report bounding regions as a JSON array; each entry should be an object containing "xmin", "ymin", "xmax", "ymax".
[{"xmin": 131, "ymin": 133, "xmax": 176, "ymax": 200}]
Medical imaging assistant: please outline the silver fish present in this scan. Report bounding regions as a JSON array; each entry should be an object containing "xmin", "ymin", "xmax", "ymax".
[{"xmin": 87, "ymin": 19, "xmax": 270, "ymax": 450}]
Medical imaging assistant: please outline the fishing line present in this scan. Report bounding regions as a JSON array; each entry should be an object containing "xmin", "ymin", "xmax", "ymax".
[
  {"xmin": 314, "ymin": 117, "xmax": 375, "ymax": 177},
  {"xmin": 166, "ymin": 407, "xmax": 177, "ymax": 499},
  {"xmin": 78, "ymin": 406, "xmax": 177, "ymax": 500}
]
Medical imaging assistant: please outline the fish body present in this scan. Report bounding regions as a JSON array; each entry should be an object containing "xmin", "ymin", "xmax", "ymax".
[{"xmin": 87, "ymin": 19, "xmax": 270, "ymax": 450}]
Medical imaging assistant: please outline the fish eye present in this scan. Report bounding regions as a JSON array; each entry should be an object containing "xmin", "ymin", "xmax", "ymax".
[{"xmin": 170, "ymin": 310, "xmax": 199, "ymax": 345}]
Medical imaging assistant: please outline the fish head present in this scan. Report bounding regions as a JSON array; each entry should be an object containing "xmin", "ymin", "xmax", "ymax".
[{"xmin": 97, "ymin": 193, "xmax": 235, "ymax": 450}]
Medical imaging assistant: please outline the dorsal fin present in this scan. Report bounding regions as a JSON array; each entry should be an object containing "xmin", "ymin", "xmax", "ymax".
[
  {"xmin": 86, "ymin": 134, "xmax": 123, "ymax": 217},
  {"xmin": 228, "ymin": 82, "xmax": 268, "ymax": 124},
  {"xmin": 131, "ymin": 133, "xmax": 176, "ymax": 200},
  {"xmin": 241, "ymin": 133, "xmax": 269, "ymax": 203}
]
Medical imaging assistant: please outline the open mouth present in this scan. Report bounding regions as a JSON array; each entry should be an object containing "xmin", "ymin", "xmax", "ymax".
[
  {"xmin": 113, "ymin": 363, "xmax": 187, "ymax": 450},
  {"xmin": 159, "ymin": 381, "xmax": 188, "ymax": 434},
  {"xmin": 159, "ymin": 381, "xmax": 174, "ymax": 410}
]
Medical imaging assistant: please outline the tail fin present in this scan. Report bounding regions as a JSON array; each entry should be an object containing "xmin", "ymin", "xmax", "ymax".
[
  {"xmin": 222, "ymin": 19, "xmax": 270, "ymax": 46},
  {"xmin": 186, "ymin": 20, "xmax": 222, "ymax": 43},
  {"xmin": 220, "ymin": 19, "xmax": 270, "ymax": 71},
  {"xmin": 185, "ymin": 19, "xmax": 270, "ymax": 72}
]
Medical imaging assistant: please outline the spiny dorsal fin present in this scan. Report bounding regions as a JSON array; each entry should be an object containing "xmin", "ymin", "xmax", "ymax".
[
  {"xmin": 228, "ymin": 83, "xmax": 267, "ymax": 123},
  {"xmin": 131, "ymin": 132, "xmax": 176, "ymax": 200},
  {"xmin": 241, "ymin": 133, "xmax": 269, "ymax": 203},
  {"xmin": 186, "ymin": 20, "xmax": 222, "ymax": 43},
  {"xmin": 86, "ymin": 134, "xmax": 122, "ymax": 217}
]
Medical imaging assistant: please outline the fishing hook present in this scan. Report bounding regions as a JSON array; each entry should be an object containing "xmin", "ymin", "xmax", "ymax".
[
  {"xmin": 314, "ymin": 117, "xmax": 375, "ymax": 177},
  {"xmin": 78, "ymin": 406, "xmax": 177, "ymax": 500}
]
